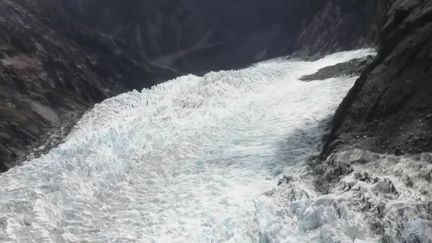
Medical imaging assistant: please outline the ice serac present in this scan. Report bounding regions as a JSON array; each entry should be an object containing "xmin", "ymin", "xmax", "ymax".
[
  {"xmin": 323, "ymin": 0, "xmax": 432, "ymax": 155},
  {"xmin": 0, "ymin": 50, "xmax": 374, "ymax": 242},
  {"xmin": 307, "ymin": 149, "xmax": 432, "ymax": 242}
]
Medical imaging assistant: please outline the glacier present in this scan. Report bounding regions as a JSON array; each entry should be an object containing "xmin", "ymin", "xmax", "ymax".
[{"xmin": 3, "ymin": 49, "xmax": 430, "ymax": 243}]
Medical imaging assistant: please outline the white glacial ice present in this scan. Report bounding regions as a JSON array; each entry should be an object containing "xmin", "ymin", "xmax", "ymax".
[{"xmin": 0, "ymin": 49, "xmax": 408, "ymax": 243}]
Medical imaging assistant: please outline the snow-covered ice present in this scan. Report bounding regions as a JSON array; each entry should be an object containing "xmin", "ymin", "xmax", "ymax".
[{"xmin": 2, "ymin": 49, "xmax": 427, "ymax": 243}]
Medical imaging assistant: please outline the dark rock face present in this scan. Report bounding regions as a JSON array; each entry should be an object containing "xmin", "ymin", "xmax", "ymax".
[
  {"xmin": 57, "ymin": 0, "xmax": 315, "ymax": 74},
  {"xmin": 0, "ymin": 0, "xmax": 175, "ymax": 171},
  {"xmin": 296, "ymin": 0, "xmax": 393, "ymax": 56},
  {"xmin": 300, "ymin": 56, "xmax": 374, "ymax": 82},
  {"xmin": 58, "ymin": 0, "xmax": 389, "ymax": 73},
  {"xmin": 323, "ymin": 0, "xmax": 432, "ymax": 156}
]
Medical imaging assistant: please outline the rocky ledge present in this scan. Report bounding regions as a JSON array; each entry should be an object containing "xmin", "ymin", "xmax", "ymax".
[{"xmin": 300, "ymin": 55, "xmax": 374, "ymax": 82}]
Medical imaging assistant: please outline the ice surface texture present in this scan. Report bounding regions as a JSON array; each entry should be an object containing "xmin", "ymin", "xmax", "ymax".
[{"xmin": 0, "ymin": 50, "xmax": 381, "ymax": 242}]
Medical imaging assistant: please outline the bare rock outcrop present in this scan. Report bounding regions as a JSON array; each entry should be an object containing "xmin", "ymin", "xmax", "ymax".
[{"xmin": 323, "ymin": 0, "xmax": 432, "ymax": 156}]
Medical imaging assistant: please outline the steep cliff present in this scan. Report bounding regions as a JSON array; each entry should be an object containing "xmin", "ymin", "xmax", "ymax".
[
  {"xmin": 297, "ymin": 0, "xmax": 392, "ymax": 56},
  {"xmin": 0, "ymin": 0, "xmax": 175, "ymax": 171},
  {"xmin": 57, "ymin": 0, "xmax": 314, "ymax": 74},
  {"xmin": 323, "ymin": 0, "xmax": 432, "ymax": 156}
]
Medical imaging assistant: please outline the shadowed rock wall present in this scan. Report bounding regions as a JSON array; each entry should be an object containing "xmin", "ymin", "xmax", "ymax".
[{"xmin": 323, "ymin": 0, "xmax": 432, "ymax": 156}]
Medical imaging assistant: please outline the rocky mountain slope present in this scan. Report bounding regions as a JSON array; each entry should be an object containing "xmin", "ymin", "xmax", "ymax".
[
  {"xmin": 0, "ymin": 0, "xmax": 175, "ymax": 171},
  {"xmin": 58, "ymin": 0, "xmax": 312, "ymax": 74},
  {"xmin": 323, "ymin": 0, "xmax": 432, "ymax": 156},
  {"xmin": 297, "ymin": 0, "xmax": 393, "ymax": 56}
]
